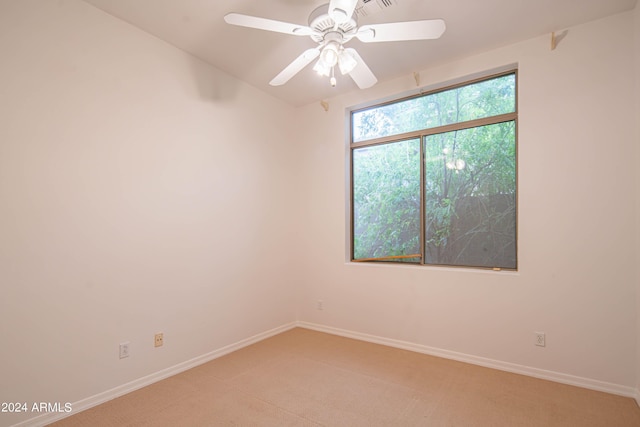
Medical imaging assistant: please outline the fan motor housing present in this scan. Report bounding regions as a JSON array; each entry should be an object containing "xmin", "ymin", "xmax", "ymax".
[{"xmin": 308, "ymin": 4, "xmax": 358, "ymax": 43}]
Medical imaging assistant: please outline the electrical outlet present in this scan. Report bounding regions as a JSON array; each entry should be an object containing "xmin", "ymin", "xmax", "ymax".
[
  {"xmin": 534, "ymin": 332, "xmax": 546, "ymax": 347},
  {"xmin": 317, "ymin": 300, "xmax": 323, "ymax": 310},
  {"xmin": 154, "ymin": 333, "xmax": 163, "ymax": 347},
  {"xmin": 119, "ymin": 342, "xmax": 130, "ymax": 359}
]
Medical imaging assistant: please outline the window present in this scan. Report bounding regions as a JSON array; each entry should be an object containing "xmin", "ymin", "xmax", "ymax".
[{"xmin": 350, "ymin": 71, "xmax": 517, "ymax": 270}]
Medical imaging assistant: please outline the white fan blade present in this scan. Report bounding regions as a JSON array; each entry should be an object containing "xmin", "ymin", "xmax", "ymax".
[
  {"xmin": 344, "ymin": 48, "xmax": 377, "ymax": 89},
  {"xmin": 328, "ymin": 0, "xmax": 358, "ymax": 23},
  {"xmin": 356, "ymin": 19, "xmax": 446, "ymax": 42},
  {"xmin": 270, "ymin": 48, "xmax": 320, "ymax": 86},
  {"xmin": 224, "ymin": 13, "xmax": 316, "ymax": 36}
]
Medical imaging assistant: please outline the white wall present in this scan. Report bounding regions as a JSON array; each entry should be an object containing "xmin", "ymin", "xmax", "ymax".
[
  {"xmin": 0, "ymin": 1, "xmax": 299, "ymax": 425},
  {"xmin": 297, "ymin": 10, "xmax": 638, "ymax": 393},
  {"xmin": 1, "ymin": 1, "xmax": 638, "ymax": 426}
]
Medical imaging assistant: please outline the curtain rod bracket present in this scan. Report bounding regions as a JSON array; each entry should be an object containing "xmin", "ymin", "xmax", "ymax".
[{"xmin": 550, "ymin": 30, "xmax": 567, "ymax": 50}]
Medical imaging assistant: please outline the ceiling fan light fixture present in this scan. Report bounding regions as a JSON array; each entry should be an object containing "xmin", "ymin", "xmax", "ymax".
[
  {"xmin": 338, "ymin": 49, "xmax": 357, "ymax": 75},
  {"xmin": 313, "ymin": 58, "xmax": 331, "ymax": 77},
  {"xmin": 320, "ymin": 41, "xmax": 340, "ymax": 67}
]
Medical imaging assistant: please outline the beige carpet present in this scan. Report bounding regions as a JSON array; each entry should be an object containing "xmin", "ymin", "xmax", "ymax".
[{"xmin": 51, "ymin": 328, "xmax": 640, "ymax": 426}]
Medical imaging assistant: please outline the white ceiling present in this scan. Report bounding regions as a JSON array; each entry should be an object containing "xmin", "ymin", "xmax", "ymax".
[{"xmin": 82, "ymin": 0, "xmax": 637, "ymax": 106}]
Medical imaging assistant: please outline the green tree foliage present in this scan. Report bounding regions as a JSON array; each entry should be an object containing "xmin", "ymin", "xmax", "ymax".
[
  {"xmin": 352, "ymin": 74, "xmax": 515, "ymax": 142},
  {"xmin": 353, "ymin": 139, "xmax": 421, "ymax": 261},
  {"xmin": 352, "ymin": 73, "xmax": 517, "ymax": 268}
]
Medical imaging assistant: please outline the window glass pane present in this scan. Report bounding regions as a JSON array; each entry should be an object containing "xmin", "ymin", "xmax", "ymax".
[
  {"xmin": 423, "ymin": 121, "xmax": 516, "ymax": 269},
  {"xmin": 352, "ymin": 73, "xmax": 516, "ymax": 142},
  {"xmin": 353, "ymin": 139, "xmax": 421, "ymax": 262}
]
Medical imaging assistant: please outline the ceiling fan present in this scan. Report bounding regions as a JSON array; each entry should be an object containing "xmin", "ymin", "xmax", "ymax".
[{"xmin": 224, "ymin": 0, "xmax": 445, "ymax": 89}]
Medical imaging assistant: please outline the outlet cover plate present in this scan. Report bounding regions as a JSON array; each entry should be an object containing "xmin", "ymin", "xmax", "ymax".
[{"xmin": 119, "ymin": 342, "xmax": 130, "ymax": 359}]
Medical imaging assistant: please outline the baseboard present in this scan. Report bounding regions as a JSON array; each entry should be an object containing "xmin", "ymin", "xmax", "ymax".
[
  {"xmin": 14, "ymin": 322, "xmax": 297, "ymax": 427},
  {"xmin": 13, "ymin": 320, "xmax": 636, "ymax": 426},
  {"xmin": 297, "ymin": 321, "xmax": 637, "ymax": 399}
]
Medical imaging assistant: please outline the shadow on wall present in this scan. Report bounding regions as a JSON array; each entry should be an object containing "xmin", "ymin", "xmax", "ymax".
[{"xmin": 189, "ymin": 58, "xmax": 242, "ymax": 102}]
